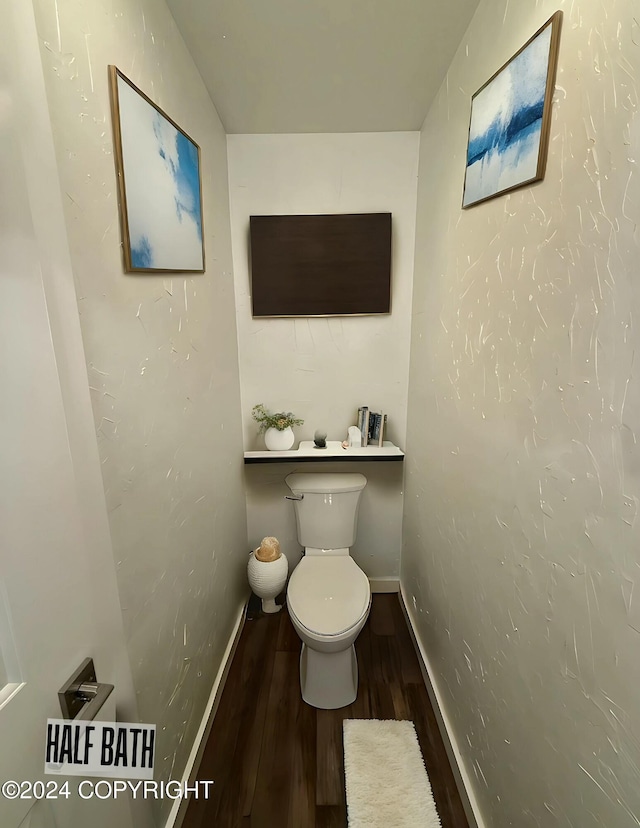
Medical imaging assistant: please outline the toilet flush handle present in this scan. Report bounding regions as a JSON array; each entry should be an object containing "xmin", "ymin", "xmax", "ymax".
[{"xmin": 285, "ymin": 494, "xmax": 304, "ymax": 501}]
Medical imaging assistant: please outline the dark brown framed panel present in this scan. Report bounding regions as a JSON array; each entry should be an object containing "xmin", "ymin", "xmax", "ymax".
[{"xmin": 249, "ymin": 213, "xmax": 392, "ymax": 317}]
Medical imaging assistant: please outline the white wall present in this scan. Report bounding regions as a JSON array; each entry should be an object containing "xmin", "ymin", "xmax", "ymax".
[
  {"xmin": 0, "ymin": 0, "xmax": 145, "ymax": 824},
  {"xmin": 32, "ymin": 0, "xmax": 248, "ymax": 821},
  {"xmin": 404, "ymin": 1, "xmax": 640, "ymax": 825},
  {"xmin": 228, "ymin": 133, "xmax": 419, "ymax": 576}
]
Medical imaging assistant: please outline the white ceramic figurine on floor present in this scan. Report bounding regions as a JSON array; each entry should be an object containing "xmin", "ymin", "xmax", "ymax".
[{"xmin": 247, "ymin": 536, "xmax": 288, "ymax": 613}]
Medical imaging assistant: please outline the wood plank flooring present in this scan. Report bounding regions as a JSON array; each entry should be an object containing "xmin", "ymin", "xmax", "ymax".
[{"xmin": 183, "ymin": 593, "xmax": 469, "ymax": 828}]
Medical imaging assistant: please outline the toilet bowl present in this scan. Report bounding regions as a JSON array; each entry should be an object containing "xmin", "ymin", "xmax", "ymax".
[
  {"xmin": 285, "ymin": 473, "xmax": 371, "ymax": 709},
  {"xmin": 288, "ymin": 555, "xmax": 371, "ymax": 709}
]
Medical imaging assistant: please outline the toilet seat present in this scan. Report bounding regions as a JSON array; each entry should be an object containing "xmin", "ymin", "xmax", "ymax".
[{"xmin": 287, "ymin": 556, "xmax": 370, "ymax": 637}]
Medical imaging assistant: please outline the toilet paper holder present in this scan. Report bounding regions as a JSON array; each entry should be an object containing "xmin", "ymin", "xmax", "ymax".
[{"xmin": 58, "ymin": 657, "xmax": 114, "ymax": 721}]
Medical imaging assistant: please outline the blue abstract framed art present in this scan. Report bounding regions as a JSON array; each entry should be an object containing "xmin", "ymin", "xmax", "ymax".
[
  {"xmin": 462, "ymin": 11, "xmax": 562, "ymax": 208},
  {"xmin": 108, "ymin": 66, "xmax": 205, "ymax": 272}
]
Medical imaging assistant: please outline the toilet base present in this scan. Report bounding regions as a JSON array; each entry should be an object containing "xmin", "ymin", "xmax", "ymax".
[{"xmin": 299, "ymin": 643, "xmax": 358, "ymax": 709}]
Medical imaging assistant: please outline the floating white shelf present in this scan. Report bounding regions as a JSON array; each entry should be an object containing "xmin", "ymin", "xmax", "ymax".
[{"xmin": 244, "ymin": 440, "xmax": 404, "ymax": 464}]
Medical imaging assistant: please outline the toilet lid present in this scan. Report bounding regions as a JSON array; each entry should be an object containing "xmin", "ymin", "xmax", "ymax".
[{"xmin": 287, "ymin": 556, "xmax": 370, "ymax": 637}]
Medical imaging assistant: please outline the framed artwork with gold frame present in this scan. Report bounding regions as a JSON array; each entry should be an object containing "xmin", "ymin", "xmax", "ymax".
[
  {"xmin": 462, "ymin": 11, "xmax": 562, "ymax": 208},
  {"xmin": 108, "ymin": 66, "xmax": 205, "ymax": 272}
]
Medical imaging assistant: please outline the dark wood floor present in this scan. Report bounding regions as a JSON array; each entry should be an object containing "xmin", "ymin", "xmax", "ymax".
[{"xmin": 183, "ymin": 593, "xmax": 469, "ymax": 828}]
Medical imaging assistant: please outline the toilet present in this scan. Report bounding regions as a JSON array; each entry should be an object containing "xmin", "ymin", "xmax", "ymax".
[{"xmin": 285, "ymin": 472, "xmax": 371, "ymax": 710}]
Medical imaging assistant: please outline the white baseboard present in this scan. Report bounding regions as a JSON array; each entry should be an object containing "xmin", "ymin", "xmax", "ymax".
[
  {"xmin": 165, "ymin": 598, "xmax": 247, "ymax": 828},
  {"xmin": 369, "ymin": 577, "xmax": 399, "ymax": 593},
  {"xmin": 399, "ymin": 584, "xmax": 486, "ymax": 828}
]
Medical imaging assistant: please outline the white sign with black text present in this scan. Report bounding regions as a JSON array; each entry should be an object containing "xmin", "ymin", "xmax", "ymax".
[{"xmin": 44, "ymin": 719, "xmax": 156, "ymax": 780}]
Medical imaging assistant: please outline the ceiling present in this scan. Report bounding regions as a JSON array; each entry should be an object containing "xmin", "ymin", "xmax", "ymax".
[{"xmin": 165, "ymin": 0, "xmax": 481, "ymax": 134}]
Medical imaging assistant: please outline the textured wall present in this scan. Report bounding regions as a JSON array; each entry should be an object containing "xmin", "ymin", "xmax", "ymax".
[
  {"xmin": 0, "ymin": 3, "xmax": 143, "ymax": 824},
  {"xmin": 32, "ymin": 0, "xmax": 247, "ymax": 820},
  {"xmin": 227, "ymin": 132, "xmax": 419, "ymax": 576},
  {"xmin": 404, "ymin": 1, "xmax": 640, "ymax": 825},
  {"xmin": 28, "ymin": 0, "xmax": 640, "ymax": 822}
]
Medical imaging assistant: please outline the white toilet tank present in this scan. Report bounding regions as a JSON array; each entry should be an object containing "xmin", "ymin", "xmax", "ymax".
[{"xmin": 285, "ymin": 473, "xmax": 367, "ymax": 550}]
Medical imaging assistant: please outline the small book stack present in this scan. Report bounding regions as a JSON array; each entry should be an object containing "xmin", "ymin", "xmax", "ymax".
[{"xmin": 357, "ymin": 406, "xmax": 387, "ymax": 448}]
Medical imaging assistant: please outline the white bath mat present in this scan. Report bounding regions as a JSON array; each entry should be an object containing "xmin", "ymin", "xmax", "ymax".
[{"xmin": 343, "ymin": 719, "xmax": 441, "ymax": 828}]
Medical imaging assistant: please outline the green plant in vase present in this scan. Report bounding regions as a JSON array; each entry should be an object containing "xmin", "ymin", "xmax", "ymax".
[{"xmin": 252, "ymin": 404, "xmax": 304, "ymax": 451}]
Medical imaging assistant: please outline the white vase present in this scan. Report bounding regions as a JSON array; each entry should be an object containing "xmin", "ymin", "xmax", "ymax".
[
  {"xmin": 264, "ymin": 426, "xmax": 295, "ymax": 451},
  {"xmin": 247, "ymin": 552, "xmax": 289, "ymax": 613}
]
